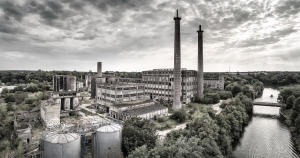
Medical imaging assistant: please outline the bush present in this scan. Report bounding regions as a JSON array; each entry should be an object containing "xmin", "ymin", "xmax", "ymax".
[
  {"xmin": 122, "ymin": 117, "xmax": 157, "ymax": 156},
  {"xmin": 25, "ymin": 98, "xmax": 36, "ymax": 104},
  {"xmin": 6, "ymin": 103, "xmax": 14, "ymax": 111},
  {"xmin": 198, "ymin": 93, "xmax": 220, "ymax": 104},
  {"xmin": 286, "ymin": 95, "xmax": 296, "ymax": 109},
  {"xmin": 170, "ymin": 108, "xmax": 188, "ymax": 123},
  {"xmin": 217, "ymin": 91, "xmax": 232, "ymax": 100},
  {"xmin": 1, "ymin": 88, "xmax": 8, "ymax": 95},
  {"xmin": 4, "ymin": 94, "xmax": 15, "ymax": 103},
  {"xmin": 157, "ymin": 116, "xmax": 167, "ymax": 123},
  {"xmin": 26, "ymin": 86, "xmax": 39, "ymax": 93}
]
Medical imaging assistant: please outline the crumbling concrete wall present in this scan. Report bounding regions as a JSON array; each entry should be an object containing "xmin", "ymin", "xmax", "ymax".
[{"xmin": 40, "ymin": 100, "xmax": 61, "ymax": 127}]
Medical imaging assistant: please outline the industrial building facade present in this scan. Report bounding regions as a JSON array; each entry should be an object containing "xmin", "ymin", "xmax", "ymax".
[
  {"xmin": 142, "ymin": 69, "xmax": 197, "ymax": 104},
  {"xmin": 142, "ymin": 69, "xmax": 224, "ymax": 104}
]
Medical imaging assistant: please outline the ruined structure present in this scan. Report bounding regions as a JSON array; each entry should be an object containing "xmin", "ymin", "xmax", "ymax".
[
  {"xmin": 50, "ymin": 91, "xmax": 80, "ymax": 110},
  {"xmin": 40, "ymin": 100, "xmax": 61, "ymax": 127},
  {"xmin": 51, "ymin": 75, "xmax": 80, "ymax": 111},
  {"xmin": 173, "ymin": 10, "xmax": 182, "ymax": 110},
  {"xmin": 53, "ymin": 75, "xmax": 76, "ymax": 92},
  {"xmin": 76, "ymin": 81, "xmax": 84, "ymax": 91},
  {"xmin": 204, "ymin": 76, "xmax": 225, "ymax": 90}
]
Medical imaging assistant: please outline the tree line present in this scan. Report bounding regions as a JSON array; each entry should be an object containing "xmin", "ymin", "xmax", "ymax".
[{"xmin": 278, "ymin": 85, "xmax": 300, "ymax": 152}]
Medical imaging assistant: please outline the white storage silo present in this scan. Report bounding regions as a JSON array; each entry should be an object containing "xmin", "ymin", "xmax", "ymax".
[
  {"xmin": 92, "ymin": 124, "xmax": 122, "ymax": 158},
  {"xmin": 42, "ymin": 132, "xmax": 81, "ymax": 158}
]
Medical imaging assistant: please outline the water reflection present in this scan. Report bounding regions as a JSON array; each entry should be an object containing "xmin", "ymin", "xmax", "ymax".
[{"xmin": 230, "ymin": 88, "xmax": 300, "ymax": 158}]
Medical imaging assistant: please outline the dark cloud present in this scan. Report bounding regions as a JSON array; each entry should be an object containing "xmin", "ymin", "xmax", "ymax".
[
  {"xmin": 232, "ymin": 27, "xmax": 297, "ymax": 48},
  {"xmin": 0, "ymin": 20, "xmax": 24, "ymax": 34},
  {"xmin": 0, "ymin": 1, "xmax": 25, "ymax": 21},
  {"xmin": 276, "ymin": 0, "xmax": 300, "ymax": 17}
]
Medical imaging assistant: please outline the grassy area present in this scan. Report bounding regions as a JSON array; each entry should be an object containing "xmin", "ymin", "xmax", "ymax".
[
  {"xmin": 80, "ymin": 108, "xmax": 93, "ymax": 115},
  {"xmin": 154, "ymin": 103, "xmax": 215, "ymax": 131},
  {"xmin": 153, "ymin": 117, "xmax": 176, "ymax": 130}
]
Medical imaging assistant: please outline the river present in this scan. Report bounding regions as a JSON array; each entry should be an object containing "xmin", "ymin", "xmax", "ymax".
[{"xmin": 230, "ymin": 87, "xmax": 300, "ymax": 158}]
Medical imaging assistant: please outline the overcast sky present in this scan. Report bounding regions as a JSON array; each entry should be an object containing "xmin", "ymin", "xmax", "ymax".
[{"xmin": 0, "ymin": 0, "xmax": 299, "ymax": 72}]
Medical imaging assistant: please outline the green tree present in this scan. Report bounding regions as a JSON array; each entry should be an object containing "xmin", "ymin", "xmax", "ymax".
[
  {"xmin": 122, "ymin": 117, "xmax": 157, "ymax": 156},
  {"xmin": 11, "ymin": 79, "xmax": 18, "ymax": 85},
  {"xmin": 291, "ymin": 97, "xmax": 300, "ymax": 124},
  {"xmin": 14, "ymin": 92, "xmax": 28, "ymax": 104},
  {"xmin": 286, "ymin": 95, "xmax": 296, "ymax": 109},
  {"xmin": 217, "ymin": 91, "xmax": 232, "ymax": 100},
  {"xmin": 12, "ymin": 86, "xmax": 24, "ymax": 93},
  {"xmin": 1, "ymin": 88, "xmax": 8, "ymax": 95},
  {"xmin": 26, "ymin": 86, "xmax": 39, "ymax": 93},
  {"xmin": 169, "ymin": 108, "xmax": 188, "ymax": 123},
  {"xmin": 4, "ymin": 94, "xmax": 15, "ymax": 103},
  {"xmin": 128, "ymin": 145, "xmax": 149, "ymax": 158},
  {"xmin": 6, "ymin": 102, "xmax": 14, "ymax": 111}
]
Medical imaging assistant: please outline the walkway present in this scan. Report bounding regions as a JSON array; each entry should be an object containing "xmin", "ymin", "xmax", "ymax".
[
  {"xmin": 212, "ymin": 100, "xmax": 223, "ymax": 114},
  {"xmin": 156, "ymin": 122, "xmax": 187, "ymax": 144}
]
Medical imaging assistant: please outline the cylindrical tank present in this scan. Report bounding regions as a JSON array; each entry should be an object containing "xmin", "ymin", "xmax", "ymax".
[
  {"xmin": 43, "ymin": 132, "xmax": 81, "ymax": 158},
  {"xmin": 92, "ymin": 124, "xmax": 122, "ymax": 158}
]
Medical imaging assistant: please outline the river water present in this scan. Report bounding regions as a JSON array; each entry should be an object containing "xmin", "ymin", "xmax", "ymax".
[{"xmin": 230, "ymin": 87, "xmax": 300, "ymax": 158}]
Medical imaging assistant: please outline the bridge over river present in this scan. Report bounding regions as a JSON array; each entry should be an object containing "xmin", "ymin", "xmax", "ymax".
[{"xmin": 253, "ymin": 101, "xmax": 283, "ymax": 107}]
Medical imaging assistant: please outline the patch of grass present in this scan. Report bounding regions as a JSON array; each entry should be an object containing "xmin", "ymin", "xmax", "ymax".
[
  {"xmin": 81, "ymin": 108, "xmax": 93, "ymax": 115},
  {"xmin": 154, "ymin": 119, "xmax": 176, "ymax": 130}
]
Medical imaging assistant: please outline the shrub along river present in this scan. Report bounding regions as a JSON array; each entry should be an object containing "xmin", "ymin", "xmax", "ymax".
[{"xmin": 229, "ymin": 87, "xmax": 300, "ymax": 158}]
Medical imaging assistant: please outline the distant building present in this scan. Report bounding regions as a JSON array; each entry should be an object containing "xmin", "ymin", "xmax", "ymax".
[
  {"xmin": 203, "ymin": 76, "xmax": 224, "ymax": 90},
  {"xmin": 50, "ymin": 75, "xmax": 80, "ymax": 112},
  {"xmin": 53, "ymin": 75, "xmax": 76, "ymax": 92},
  {"xmin": 76, "ymin": 81, "xmax": 84, "ymax": 91}
]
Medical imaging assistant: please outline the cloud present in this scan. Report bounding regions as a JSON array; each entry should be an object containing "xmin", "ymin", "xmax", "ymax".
[
  {"xmin": 230, "ymin": 27, "xmax": 297, "ymax": 48},
  {"xmin": 275, "ymin": 0, "xmax": 300, "ymax": 17},
  {"xmin": 0, "ymin": 1, "xmax": 25, "ymax": 21},
  {"xmin": 0, "ymin": 0, "xmax": 299, "ymax": 71}
]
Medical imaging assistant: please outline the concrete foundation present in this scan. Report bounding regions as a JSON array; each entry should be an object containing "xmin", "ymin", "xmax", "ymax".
[
  {"xmin": 72, "ymin": 97, "xmax": 79, "ymax": 109},
  {"xmin": 40, "ymin": 100, "xmax": 61, "ymax": 127},
  {"xmin": 64, "ymin": 98, "xmax": 70, "ymax": 110}
]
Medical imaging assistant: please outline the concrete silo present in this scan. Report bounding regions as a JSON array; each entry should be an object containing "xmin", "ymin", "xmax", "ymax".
[
  {"xmin": 42, "ymin": 132, "xmax": 81, "ymax": 158},
  {"xmin": 92, "ymin": 124, "xmax": 122, "ymax": 158}
]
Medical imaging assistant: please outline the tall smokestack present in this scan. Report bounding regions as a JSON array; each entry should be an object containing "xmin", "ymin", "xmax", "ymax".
[
  {"xmin": 197, "ymin": 25, "xmax": 204, "ymax": 99},
  {"xmin": 97, "ymin": 62, "xmax": 102, "ymax": 77},
  {"xmin": 173, "ymin": 10, "xmax": 181, "ymax": 110}
]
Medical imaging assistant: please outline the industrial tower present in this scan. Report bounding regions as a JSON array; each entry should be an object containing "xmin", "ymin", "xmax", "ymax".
[
  {"xmin": 173, "ymin": 10, "xmax": 182, "ymax": 110},
  {"xmin": 197, "ymin": 25, "xmax": 204, "ymax": 99}
]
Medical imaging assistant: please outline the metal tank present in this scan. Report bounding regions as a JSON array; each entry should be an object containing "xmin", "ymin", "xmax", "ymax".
[
  {"xmin": 92, "ymin": 124, "xmax": 122, "ymax": 158},
  {"xmin": 42, "ymin": 132, "xmax": 81, "ymax": 158}
]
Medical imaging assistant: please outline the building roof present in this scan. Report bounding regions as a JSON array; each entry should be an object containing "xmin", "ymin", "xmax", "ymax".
[
  {"xmin": 44, "ymin": 132, "xmax": 80, "ymax": 143},
  {"xmin": 112, "ymin": 99, "xmax": 154, "ymax": 109},
  {"xmin": 122, "ymin": 103, "xmax": 167, "ymax": 116},
  {"xmin": 96, "ymin": 124, "xmax": 121, "ymax": 133},
  {"xmin": 52, "ymin": 91, "xmax": 80, "ymax": 94},
  {"xmin": 97, "ymin": 82, "xmax": 143, "ymax": 88}
]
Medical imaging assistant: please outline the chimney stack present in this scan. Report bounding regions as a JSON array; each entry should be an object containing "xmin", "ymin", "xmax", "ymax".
[
  {"xmin": 197, "ymin": 25, "xmax": 204, "ymax": 99},
  {"xmin": 173, "ymin": 10, "xmax": 182, "ymax": 110},
  {"xmin": 97, "ymin": 62, "xmax": 102, "ymax": 78}
]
